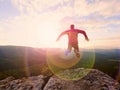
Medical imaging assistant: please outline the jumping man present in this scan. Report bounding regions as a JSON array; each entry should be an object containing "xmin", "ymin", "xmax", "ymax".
[{"xmin": 56, "ymin": 24, "xmax": 89, "ymax": 57}]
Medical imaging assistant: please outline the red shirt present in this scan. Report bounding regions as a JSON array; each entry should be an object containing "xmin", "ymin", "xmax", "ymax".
[
  {"xmin": 67, "ymin": 30, "xmax": 79, "ymax": 44},
  {"xmin": 57, "ymin": 29, "xmax": 88, "ymax": 44}
]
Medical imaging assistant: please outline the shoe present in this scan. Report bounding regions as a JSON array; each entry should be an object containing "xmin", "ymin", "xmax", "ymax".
[
  {"xmin": 76, "ymin": 52, "xmax": 80, "ymax": 58},
  {"xmin": 65, "ymin": 50, "xmax": 70, "ymax": 56}
]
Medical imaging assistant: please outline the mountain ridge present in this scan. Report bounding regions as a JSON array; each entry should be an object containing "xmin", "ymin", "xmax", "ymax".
[{"xmin": 0, "ymin": 46, "xmax": 120, "ymax": 80}]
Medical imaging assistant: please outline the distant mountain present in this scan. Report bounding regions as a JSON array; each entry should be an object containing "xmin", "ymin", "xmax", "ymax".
[
  {"xmin": 0, "ymin": 46, "xmax": 51, "ymax": 79},
  {"xmin": 0, "ymin": 46, "xmax": 46, "ymax": 70},
  {"xmin": 0, "ymin": 46, "xmax": 120, "ymax": 80},
  {"xmin": 93, "ymin": 49, "xmax": 120, "ymax": 79}
]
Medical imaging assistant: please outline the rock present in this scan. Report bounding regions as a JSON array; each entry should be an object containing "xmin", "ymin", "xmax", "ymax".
[
  {"xmin": 0, "ymin": 75, "xmax": 47, "ymax": 90},
  {"xmin": 43, "ymin": 69, "xmax": 120, "ymax": 90},
  {"xmin": 0, "ymin": 76, "xmax": 15, "ymax": 85},
  {"xmin": 0, "ymin": 69, "xmax": 120, "ymax": 90}
]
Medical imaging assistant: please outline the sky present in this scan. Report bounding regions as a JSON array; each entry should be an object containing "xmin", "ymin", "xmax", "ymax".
[{"xmin": 0, "ymin": 0, "xmax": 120, "ymax": 49}]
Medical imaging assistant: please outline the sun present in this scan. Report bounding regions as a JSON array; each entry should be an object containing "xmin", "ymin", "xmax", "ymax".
[{"xmin": 36, "ymin": 21, "xmax": 64, "ymax": 48}]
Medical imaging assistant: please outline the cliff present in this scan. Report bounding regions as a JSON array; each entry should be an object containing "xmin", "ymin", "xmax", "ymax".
[{"xmin": 0, "ymin": 68, "xmax": 120, "ymax": 90}]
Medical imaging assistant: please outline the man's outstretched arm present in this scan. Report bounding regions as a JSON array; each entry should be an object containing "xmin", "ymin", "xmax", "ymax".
[
  {"xmin": 56, "ymin": 31, "xmax": 67, "ymax": 41},
  {"xmin": 77, "ymin": 30, "xmax": 89, "ymax": 41}
]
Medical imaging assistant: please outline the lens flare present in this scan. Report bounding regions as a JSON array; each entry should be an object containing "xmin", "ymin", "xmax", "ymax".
[
  {"xmin": 46, "ymin": 48, "xmax": 95, "ymax": 80},
  {"xmin": 23, "ymin": 49, "xmax": 31, "ymax": 77},
  {"xmin": 47, "ymin": 49, "xmax": 81, "ymax": 69}
]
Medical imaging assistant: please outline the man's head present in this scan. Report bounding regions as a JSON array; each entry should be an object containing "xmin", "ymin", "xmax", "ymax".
[{"xmin": 70, "ymin": 24, "xmax": 74, "ymax": 29}]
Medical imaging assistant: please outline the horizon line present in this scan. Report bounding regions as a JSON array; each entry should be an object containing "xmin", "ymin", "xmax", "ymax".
[{"xmin": 0, "ymin": 45, "xmax": 120, "ymax": 50}]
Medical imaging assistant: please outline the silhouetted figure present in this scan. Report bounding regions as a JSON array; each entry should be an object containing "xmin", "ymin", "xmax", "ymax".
[{"xmin": 56, "ymin": 24, "xmax": 89, "ymax": 57}]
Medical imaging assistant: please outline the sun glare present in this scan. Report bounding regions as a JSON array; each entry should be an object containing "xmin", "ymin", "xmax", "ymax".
[{"xmin": 36, "ymin": 21, "xmax": 62, "ymax": 48}]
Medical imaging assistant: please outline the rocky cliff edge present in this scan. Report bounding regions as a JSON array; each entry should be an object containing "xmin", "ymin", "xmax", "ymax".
[{"xmin": 0, "ymin": 68, "xmax": 120, "ymax": 90}]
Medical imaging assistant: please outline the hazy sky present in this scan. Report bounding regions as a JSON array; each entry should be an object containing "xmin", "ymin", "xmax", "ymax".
[{"xmin": 0, "ymin": 0, "xmax": 120, "ymax": 49}]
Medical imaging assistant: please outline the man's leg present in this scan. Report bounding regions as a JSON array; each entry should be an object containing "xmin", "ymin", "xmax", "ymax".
[
  {"xmin": 74, "ymin": 44, "xmax": 80, "ymax": 57},
  {"xmin": 65, "ymin": 44, "xmax": 72, "ymax": 55}
]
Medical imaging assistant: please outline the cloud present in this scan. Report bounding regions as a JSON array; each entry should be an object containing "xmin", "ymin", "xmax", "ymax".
[
  {"xmin": 11, "ymin": 0, "xmax": 120, "ymax": 18},
  {"xmin": 11, "ymin": 0, "xmax": 120, "ymax": 27},
  {"xmin": 74, "ymin": 0, "xmax": 120, "ymax": 17},
  {"xmin": 12, "ymin": 0, "xmax": 74, "ymax": 15},
  {"xmin": 0, "ymin": 0, "xmax": 120, "ymax": 48}
]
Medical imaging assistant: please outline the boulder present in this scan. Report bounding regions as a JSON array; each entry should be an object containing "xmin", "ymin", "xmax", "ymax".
[
  {"xmin": 43, "ymin": 69, "xmax": 120, "ymax": 90},
  {"xmin": 0, "ymin": 75, "xmax": 47, "ymax": 90},
  {"xmin": 0, "ymin": 69, "xmax": 120, "ymax": 90}
]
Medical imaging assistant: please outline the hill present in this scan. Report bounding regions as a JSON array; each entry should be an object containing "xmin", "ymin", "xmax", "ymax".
[
  {"xmin": 0, "ymin": 46, "xmax": 51, "ymax": 79},
  {"xmin": 0, "ymin": 46, "xmax": 120, "ymax": 81}
]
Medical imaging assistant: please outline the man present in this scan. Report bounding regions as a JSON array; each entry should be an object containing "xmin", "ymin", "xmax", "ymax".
[{"xmin": 56, "ymin": 24, "xmax": 89, "ymax": 57}]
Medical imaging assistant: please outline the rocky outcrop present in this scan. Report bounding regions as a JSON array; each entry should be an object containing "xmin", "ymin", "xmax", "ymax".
[
  {"xmin": 44, "ymin": 69, "xmax": 120, "ymax": 90},
  {"xmin": 0, "ymin": 68, "xmax": 120, "ymax": 90},
  {"xmin": 0, "ymin": 75, "xmax": 48, "ymax": 90}
]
